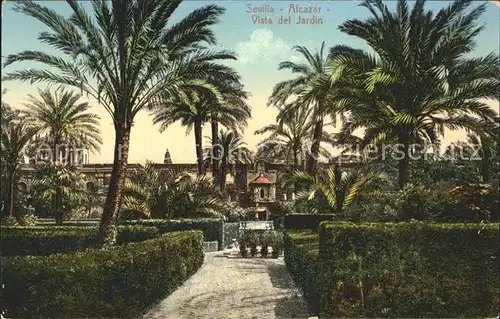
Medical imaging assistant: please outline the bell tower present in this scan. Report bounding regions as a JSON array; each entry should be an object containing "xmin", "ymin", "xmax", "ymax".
[{"xmin": 164, "ymin": 149, "xmax": 172, "ymax": 164}]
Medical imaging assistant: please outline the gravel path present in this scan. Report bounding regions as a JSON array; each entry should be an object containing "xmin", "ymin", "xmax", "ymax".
[{"xmin": 143, "ymin": 250, "xmax": 312, "ymax": 319}]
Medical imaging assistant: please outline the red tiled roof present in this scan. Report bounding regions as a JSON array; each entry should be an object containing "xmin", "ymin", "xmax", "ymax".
[{"xmin": 249, "ymin": 174, "xmax": 272, "ymax": 184}]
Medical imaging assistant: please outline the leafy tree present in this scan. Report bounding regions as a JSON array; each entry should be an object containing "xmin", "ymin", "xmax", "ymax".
[
  {"xmin": 328, "ymin": 0, "xmax": 499, "ymax": 189},
  {"xmin": 4, "ymin": 0, "xmax": 236, "ymax": 246}
]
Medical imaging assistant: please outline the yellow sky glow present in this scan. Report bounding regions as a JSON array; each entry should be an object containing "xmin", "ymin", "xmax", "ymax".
[{"xmin": 3, "ymin": 89, "xmax": 498, "ymax": 164}]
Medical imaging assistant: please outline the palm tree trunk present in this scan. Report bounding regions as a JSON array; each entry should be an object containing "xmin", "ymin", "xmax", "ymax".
[
  {"xmin": 97, "ymin": 125, "xmax": 131, "ymax": 247},
  {"xmin": 211, "ymin": 118, "xmax": 220, "ymax": 186},
  {"xmin": 194, "ymin": 119, "xmax": 204, "ymax": 175},
  {"xmin": 220, "ymin": 159, "xmax": 227, "ymax": 192},
  {"xmin": 306, "ymin": 102, "xmax": 324, "ymax": 174},
  {"xmin": 481, "ymin": 159, "xmax": 490, "ymax": 183},
  {"xmin": 293, "ymin": 148, "xmax": 302, "ymax": 194},
  {"xmin": 398, "ymin": 134, "xmax": 412, "ymax": 189},
  {"xmin": 7, "ymin": 171, "xmax": 15, "ymax": 218},
  {"xmin": 52, "ymin": 139, "xmax": 64, "ymax": 223},
  {"xmin": 333, "ymin": 163, "xmax": 342, "ymax": 213},
  {"xmin": 54, "ymin": 187, "xmax": 64, "ymax": 225}
]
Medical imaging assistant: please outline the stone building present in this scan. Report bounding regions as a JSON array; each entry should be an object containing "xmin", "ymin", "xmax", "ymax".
[{"xmin": 17, "ymin": 151, "xmax": 359, "ymax": 220}]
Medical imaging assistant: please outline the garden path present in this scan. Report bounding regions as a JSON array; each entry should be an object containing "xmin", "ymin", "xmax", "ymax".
[{"xmin": 143, "ymin": 250, "xmax": 312, "ymax": 319}]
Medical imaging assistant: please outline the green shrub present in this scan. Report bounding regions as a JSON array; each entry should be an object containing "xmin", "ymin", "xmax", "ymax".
[
  {"xmin": 284, "ymin": 230, "xmax": 320, "ymax": 314},
  {"xmin": 318, "ymin": 222, "xmax": 500, "ymax": 318},
  {"xmin": 439, "ymin": 183, "xmax": 499, "ymax": 222},
  {"xmin": 0, "ymin": 216, "xmax": 20, "ymax": 226},
  {"xmin": 1, "ymin": 231, "xmax": 204, "ymax": 318},
  {"xmin": 284, "ymin": 214, "xmax": 334, "ymax": 230},
  {"xmin": 1, "ymin": 225, "xmax": 159, "ymax": 256},
  {"xmin": 123, "ymin": 218, "xmax": 223, "ymax": 249},
  {"xmin": 387, "ymin": 183, "xmax": 499, "ymax": 222}
]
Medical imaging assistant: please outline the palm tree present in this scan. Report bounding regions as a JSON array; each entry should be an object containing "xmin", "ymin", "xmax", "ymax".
[
  {"xmin": 21, "ymin": 88, "xmax": 101, "ymax": 219},
  {"xmin": 31, "ymin": 163, "xmax": 88, "ymax": 224},
  {"xmin": 22, "ymin": 88, "xmax": 102, "ymax": 165},
  {"xmin": 167, "ymin": 174, "xmax": 225, "ymax": 219},
  {"xmin": 1, "ymin": 120, "xmax": 39, "ymax": 222},
  {"xmin": 151, "ymin": 83, "xmax": 221, "ymax": 176},
  {"xmin": 282, "ymin": 166, "xmax": 386, "ymax": 215},
  {"xmin": 123, "ymin": 163, "xmax": 225, "ymax": 219},
  {"xmin": 210, "ymin": 81, "xmax": 251, "ymax": 187},
  {"xmin": 446, "ymin": 117, "xmax": 499, "ymax": 184},
  {"xmin": 269, "ymin": 42, "xmax": 333, "ymax": 174},
  {"xmin": 3, "ymin": 0, "xmax": 235, "ymax": 246},
  {"xmin": 122, "ymin": 161, "xmax": 167, "ymax": 219},
  {"xmin": 83, "ymin": 178, "xmax": 106, "ymax": 218},
  {"xmin": 328, "ymin": 0, "xmax": 499, "ymax": 189},
  {"xmin": 205, "ymin": 130, "xmax": 251, "ymax": 192},
  {"xmin": 151, "ymin": 69, "xmax": 248, "ymax": 177},
  {"xmin": 255, "ymin": 104, "xmax": 334, "ymax": 170}
]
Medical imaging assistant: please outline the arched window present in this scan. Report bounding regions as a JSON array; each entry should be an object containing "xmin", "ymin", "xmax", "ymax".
[{"xmin": 260, "ymin": 188, "xmax": 265, "ymax": 198}]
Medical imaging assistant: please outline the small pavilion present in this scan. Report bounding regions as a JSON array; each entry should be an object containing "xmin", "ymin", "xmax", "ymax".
[{"xmin": 248, "ymin": 173, "xmax": 275, "ymax": 220}]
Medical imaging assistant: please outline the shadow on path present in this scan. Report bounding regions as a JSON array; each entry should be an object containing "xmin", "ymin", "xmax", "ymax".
[{"xmin": 143, "ymin": 252, "xmax": 311, "ymax": 319}]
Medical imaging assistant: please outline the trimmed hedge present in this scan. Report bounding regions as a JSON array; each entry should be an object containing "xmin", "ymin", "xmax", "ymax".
[
  {"xmin": 1, "ymin": 231, "xmax": 204, "ymax": 318},
  {"xmin": 123, "ymin": 218, "xmax": 224, "ymax": 250},
  {"xmin": 1, "ymin": 226, "xmax": 159, "ymax": 256},
  {"xmin": 317, "ymin": 222, "xmax": 500, "ymax": 317},
  {"xmin": 284, "ymin": 214, "xmax": 334, "ymax": 230},
  {"xmin": 284, "ymin": 230, "xmax": 320, "ymax": 314}
]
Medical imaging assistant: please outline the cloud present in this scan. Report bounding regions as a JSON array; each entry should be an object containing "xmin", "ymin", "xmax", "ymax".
[{"xmin": 235, "ymin": 28, "xmax": 302, "ymax": 65}]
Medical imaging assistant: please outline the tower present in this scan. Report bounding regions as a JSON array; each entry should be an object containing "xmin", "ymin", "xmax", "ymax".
[{"xmin": 164, "ymin": 149, "xmax": 172, "ymax": 164}]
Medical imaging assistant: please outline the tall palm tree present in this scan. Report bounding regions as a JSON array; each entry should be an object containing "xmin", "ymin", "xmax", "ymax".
[
  {"xmin": 22, "ymin": 88, "xmax": 102, "ymax": 165},
  {"xmin": 210, "ymin": 81, "xmax": 251, "ymax": 187},
  {"xmin": 151, "ymin": 69, "xmax": 245, "ymax": 176},
  {"xmin": 151, "ymin": 83, "xmax": 221, "ymax": 176},
  {"xmin": 255, "ymin": 104, "xmax": 334, "ymax": 170},
  {"xmin": 3, "ymin": 0, "xmax": 235, "ymax": 246},
  {"xmin": 328, "ymin": 0, "xmax": 499, "ymax": 189},
  {"xmin": 22, "ymin": 88, "xmax": 101, "ymax": 219},
  {"xmin": 1, "ymin": 120, "xmax": 39, "ymax": 222},
  {"xmin": 269, "ymin": 42, "xmax": 333, "ymax": 174},
  {"xmin": 205, "ymin": 130, "xmax": 251, "ymax": 192}
]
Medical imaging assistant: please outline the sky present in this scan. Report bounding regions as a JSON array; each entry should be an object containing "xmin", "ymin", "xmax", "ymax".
[{"xmin": 2, "ymin": 0, "xmax": 499, "ymax": 164}]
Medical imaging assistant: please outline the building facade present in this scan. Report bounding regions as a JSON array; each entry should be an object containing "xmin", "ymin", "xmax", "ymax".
[{"xmin": 17, "ymin": 154, "xmax": 359, "ymax": 220}]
